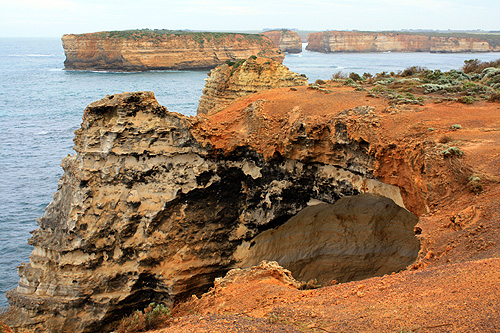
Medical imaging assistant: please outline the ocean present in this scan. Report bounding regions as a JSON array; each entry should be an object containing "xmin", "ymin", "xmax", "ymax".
[{"xmin": 1, "ymin": 37, "xmax": 500, "ymax": 307}]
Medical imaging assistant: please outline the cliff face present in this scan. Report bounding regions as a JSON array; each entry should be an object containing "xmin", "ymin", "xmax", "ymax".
[
  {"xmin": 306, "ymin": 31, "xmax": 500, "ymax": 53},
  {"xmin": 9, "ymin": 59, "xmax": 500, "ymax": 332},
  {"xmin": 62, "ymin": 30, "xmax": 284, "ymax": 71},
  {"xmin": 262, "ymin": 30, "xmax": 302, "ymax": 53},
  {"xmin": 197, "ymin": 56, "xmax": 307, "ymax": 115},
  {"xmin": 6, "ymin": 86, "xmax": 424, "ymax": 332}
]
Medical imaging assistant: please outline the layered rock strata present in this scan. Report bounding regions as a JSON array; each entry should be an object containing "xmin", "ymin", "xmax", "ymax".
[
  {"xmin": 197, "ymin": 56, "xmax": 307, "ymax": 115},
  {"xmin": 306, "ymin": 31, "xmax": 500, "ymax": 53},
  {"xmin": 6, "ymin": 88, "xmax": 421, "ymax": 332},
  {"xmin": 62, "ymin": 30, "xmax": 284, "ymax": 71},
  {"xmin": 262, "ymin": 30, "xmax": 302, "ymax": 53}
]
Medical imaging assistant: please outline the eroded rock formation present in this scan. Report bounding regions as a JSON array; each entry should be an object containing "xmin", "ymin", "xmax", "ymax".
[
  {"xmin": 6, "ymin": 87, "xmax": 423, "ymax": 332},
  {"xmin": 262, "ymin": 30, "xmax": 302, "ymax": 53},
  {"xmin": 236, "ymin": 194, "xmax": 419, "ymax": 284},
  {"xmin": 197, "ymin": 56, "xmax": 307, "ymax": 115},
  {"xmin": 62, "ymin": 30, "xmax": 284, "ymax": 71},
  {"xmin": 306, "ymin": 31, "xmax": 500, "ymax": 53}
]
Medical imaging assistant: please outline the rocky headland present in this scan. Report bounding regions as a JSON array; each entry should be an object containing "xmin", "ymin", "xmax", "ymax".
[
  {"xmin": 306, "ymin": 31, "xmax": 500, "ymax": 53},
  {"xmin": 62, "ymin": 30, "xmax": 284, "ymax": 71},
  {"xmin": 197, "ymin": 56, "xmax": 307, "ymax": 115},
  {"xmin": 261, "ymin": 30, "xmax": 302, "ymax": 53},
  {"xmin": 5, "ymin": 57, "xmax": 500, "ymax": 332}
]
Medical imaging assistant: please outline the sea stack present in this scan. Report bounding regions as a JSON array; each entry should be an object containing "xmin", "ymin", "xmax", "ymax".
[
  {"xmin": 261, "ymin": 30, "xmax": 302, "ymax": 53},
  {"xmin": 62, "ymin": 29, "xmax": 284, "ymax": 71}
]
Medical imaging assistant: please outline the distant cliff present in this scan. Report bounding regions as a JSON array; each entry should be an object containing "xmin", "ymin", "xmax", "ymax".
[
  {"xmin": 306, "ymin": 31, "xmax": 500, "ymax": 53},
  {"xmin": 261, "ymin": 30, "xmax": 302, "ymax": 53},
  {"xmin": 62, "ymin": 29, "xmax": 284, "ymax": 71}
]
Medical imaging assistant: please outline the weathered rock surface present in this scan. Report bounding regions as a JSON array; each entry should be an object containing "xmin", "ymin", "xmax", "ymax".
[
  {"xmin": 235, "ymin": 194, "xmax": 419, "ymax": 284},
  {"xmin": 212, "ymin": 261, "xmax": 303, "ymax": 290},
  {"xmin": 62, "ymin": 30, "xmax": 284, "ymax": 71},
  {"xmin": 197, "ymin": 56, "xmax": 307, "ymax": 115},
  {"xmin": 306, "ymin": 31, "xmax": 500, "ymax": 53},
  {"xmin": 262, "ymin": 30, "xmax": 302, "ymax": 53},
  {"xmin": 6, "ymin": 87, "xmax": 421, "ymax": 332}
]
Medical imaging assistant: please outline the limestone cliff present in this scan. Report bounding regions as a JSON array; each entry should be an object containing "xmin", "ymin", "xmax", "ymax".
[
  {"xmin": 262, "ymin": 30, "xmax": 302, "ymax": 53},
  {"xmin": 197, "ymin": 56, "xmax": 307, "ymax": 115},
  {"xmin": 306, "ymin": 31, "xmax": 500, "ymax": 53},
  {"xmin": 62, "ymin": 30, "xmax": 284, "ymax": 71},
  {"xmin": 6, "ymin": 87, "xmax": 424, "ymax": 332}
]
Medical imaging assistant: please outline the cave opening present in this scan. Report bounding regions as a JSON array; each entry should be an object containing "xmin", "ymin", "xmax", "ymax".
[{"xmin": 236, "ymin": 193, "xmax": 420, "ymax": 284}]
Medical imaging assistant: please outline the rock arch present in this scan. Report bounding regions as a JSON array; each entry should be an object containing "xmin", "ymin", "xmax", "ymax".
[{"xmin": 6, "ymin": 92, "xmax": 421, "ymax": 333}]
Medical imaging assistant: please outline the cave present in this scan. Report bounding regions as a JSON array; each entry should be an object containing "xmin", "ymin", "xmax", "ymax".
[{"xmin": 235, "ymin": 193, "xmax": 420, "ymax": 284}]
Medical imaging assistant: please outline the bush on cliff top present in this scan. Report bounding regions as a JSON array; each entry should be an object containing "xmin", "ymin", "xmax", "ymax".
[
  {"xmin": 462, "ymin": 58, "xmax": 500, "ymax": 74},
  {"xmin": 115, "ymin": 302, "xmax": 171, "ymax": 333}
]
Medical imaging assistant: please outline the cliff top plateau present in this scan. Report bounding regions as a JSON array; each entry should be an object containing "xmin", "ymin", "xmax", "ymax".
[{"xmin": 4, "ymin": 58, "xmax": 500, "ymax": 332}]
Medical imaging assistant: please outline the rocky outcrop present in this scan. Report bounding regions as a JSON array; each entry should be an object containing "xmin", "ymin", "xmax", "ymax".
[
  {"xmin": 62, "ymin": 30, "xmax": 284, "ymax": 71},
  {"xmin": 306, "ymin": 31, "xmax": 500, "ymax": 53},
  {"xmin": 262, "ymin": 30, "xmax": 302, "ymax": 53},
  {"xmin": 197, "ymin": 56, "xmax": 307, "ymax": 115},
  {"xmin": 6, "ymin": 88, "xmax": 422, "ymax": 332},
  {"xmin": 212, "ymin": 261, "xmax": 303, "ymax": 290}
]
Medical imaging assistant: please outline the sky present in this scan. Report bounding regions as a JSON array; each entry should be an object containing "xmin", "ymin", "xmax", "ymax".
[{"xmin": 0, "ymin": 0, "xmax": 499, "ymax": 37}]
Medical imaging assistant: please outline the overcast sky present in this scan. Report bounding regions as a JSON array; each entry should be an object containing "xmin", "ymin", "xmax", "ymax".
[{"xmin": 1, "ymin": 0, "xmax": 498, "ymax": 37}]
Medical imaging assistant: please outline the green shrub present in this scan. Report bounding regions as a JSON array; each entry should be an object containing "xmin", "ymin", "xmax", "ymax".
[
  {"xmin": 344, "ymin": 78, "xmax": 356, "ymax": 86},
  {"xmin": 349, "ymin": 72, "xmax": 362, "ymax": 82},
  {"xmin": 442, "ymin": 146, "xmax": 463, "ymax": 157},
  {"xmin": 451, "ymin": 124, "xmax": 462, "ymax": 130},
  {"xmin": 405, "ymin": 92, "xmax": 416, "ymax": 100},
  {"xmin": 468, "ymin": 175, "xmax": 483, "ymax": 193},
  {"xmin": 489, "ymin": 92, "xmax": 500, "ymax": 102},
  {"xmin": 374, "ymin": 77, "xmax": 396, "ymax": 86},
  {"xmin": 459, "ymin": 96, "xmax": 475, "ymax": 104},
  {"xmin": 401, "ymin": 66, "xmax": 426, "ymax": 77},
  {"xmin": 463, "ymin": 58, "xmax": 500, "ymax": 74},
  {"xmin": 116, "ymin": 302, "xmax": 171, "ymax": 333}
]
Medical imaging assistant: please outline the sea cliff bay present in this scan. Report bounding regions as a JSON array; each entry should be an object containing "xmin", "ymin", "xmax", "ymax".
[{"xmin": 61, "ymin": 29, "xmax": 500, "ymax": 73}]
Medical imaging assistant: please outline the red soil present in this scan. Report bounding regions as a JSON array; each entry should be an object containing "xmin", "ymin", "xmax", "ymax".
[{"xmin": 164, "ymin": 85, "xmax": 500, "ymax": 332}]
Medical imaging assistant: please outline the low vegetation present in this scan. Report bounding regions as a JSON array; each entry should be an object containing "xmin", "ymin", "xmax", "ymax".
[
  {"xmin": 327, "ymin": 58, "xmax": 500, "ymax": 106},
  {"xmin": 115, "ymin": 302, "xmax": 171, "ymax": 333},
  {"xmin": 92, "ymin": 29, "xmax": 266, "ymax": 45}
]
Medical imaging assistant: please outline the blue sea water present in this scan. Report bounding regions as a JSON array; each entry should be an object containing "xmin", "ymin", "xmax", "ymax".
[{"xmin": 1, "ymin": 37, "xmax": 500, "ymax": 307}]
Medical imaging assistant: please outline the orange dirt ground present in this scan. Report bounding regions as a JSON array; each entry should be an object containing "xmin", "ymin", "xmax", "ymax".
[{"xmin": 159, "ymin": 85, "xmax": 500, "ymax": 332}]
